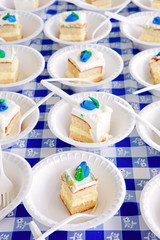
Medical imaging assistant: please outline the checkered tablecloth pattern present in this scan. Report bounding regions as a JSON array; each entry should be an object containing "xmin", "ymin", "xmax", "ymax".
[{"xmin": 0, "ymin": 1, "xmax": 160, "ymax": 240}]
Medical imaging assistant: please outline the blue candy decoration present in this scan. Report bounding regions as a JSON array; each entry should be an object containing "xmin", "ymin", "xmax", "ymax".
[
  {"xmin": 156, "ymin": 52, "xmax": 160, "ymax": 57},
  {"xmin": 153, "ymin": 16, "xmax": 160, "ymax": 25},
  {"xmin": 0, "ymin": 99, "xmax": 8, "ymax": 112},
  {"xmin": 80, "ymin": 50, "xmax": 92, "ymax": 63},
  {"xmin": 75, "ymin": 161, "xmax": 89, "ymax": 180},
  {"xmin": 2, "ymin": 13, "xmax": 16, "ymax": 23},
  {"xmin": 80, "ymin": 100, "xmax": 97, "ymax": 111},
  {"xmin": 79, "ymin": 161, "xmax": 89, "ymax": 178},
  {"xmin": 65, "ymin": 12, "xmax": 79, "ymax": 22}
]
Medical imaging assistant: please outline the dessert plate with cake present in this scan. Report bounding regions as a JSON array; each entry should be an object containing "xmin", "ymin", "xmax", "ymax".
[
  {"xmin": 44, "ymin": 10, "xmax": 112, "ymax": 47},
  {"xmin": 0, "ymin": 10, "xmax": 43, "ymax": 45},
  {"xmin": 140, "ymin": 173, "xmax": 160, "ymax": 239},
  {"xmin": 129, "ymin": 47, "xmax": 160, "ymax": 97},
  {"xmin": 136, "ymin": 100, "xmax": 160, "ymax": 152},
  {"xmin": 0, "ymin": 45, "xmax": 45, "ymax": 91},
  {"xmin": 0, "ymin": 151, "xmax": 32, "ymax": 221},
  {"xmin": 23, "ymin": 151, "xmax": 126, "ymax": 230},
  {"xmin": 47, "ymin": 91, "xmax": 135, "ymax": 151},
  {"xmin": 0, "ymin": 0, "xmax": 56, "ymax": 13},
  {"xmin": 0, "ymin": 91, "xmax": 39, "ymax": 149},
  {"xmin": 47, "ymin": 44, "xmax": 123, "ymax": 92},
  {"xmin": 120, "ymin": 11, "xmax": 160, "ymax": 51},
  {"xmin": 63, "ymin": 0, "xmax": 130, "ymax": 12}
]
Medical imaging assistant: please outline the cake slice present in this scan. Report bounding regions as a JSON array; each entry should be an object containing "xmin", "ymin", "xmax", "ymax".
[
  {"xmin": 139, "ymin": 16, "xmax": 160, "ymax": 43},
  {"xmin": 86, "ymin": 0, "xmax": 111, "ymax": 8},
  {"xmin": 151, "ymin": 0, "xmax": 160, "ymax": 9},
  {"xmin": 149, "ymin": 52, "xmax": 160, "ymax": 84},
  {"xmin": 0, "ymin": 47, "xmax": 19, "ymax": 84},
  {"xmin": 14, "ymin": 0, "xmax": 39, "ymax": 10},
  {"xmin": 69, "ymin": 97, "xmax": 113, "ymax": 143},
  {"xmin": 60, "ymin": 161, "xmax": 98, "ymax": 215},
  {"xmin": 66, "ymin": 49, "xmax": 105, "ymax": 83},
  {"xmin": 0, "ymin": 12, "xmax": 22, "ymax": 41},
  {"xmin": 0, "ymin": 99, "xmax": 21, "ymax": 139},
  {"xmin": 59, "ymin": 11, "xmax": 88, "ymax": 42}
]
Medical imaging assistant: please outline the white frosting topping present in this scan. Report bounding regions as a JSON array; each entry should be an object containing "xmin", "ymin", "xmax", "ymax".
[
  {"xmin": 72, "ymin": 99, "xmax": 113, "ymax": 142},
  {"xmin": 146, "ymin": 16, "xmax": 160, "ymax": 30},
  {"xmin": 0, "ymin": 47, "xmax": 16, "ymax": 63},
  {"xmin": 14, "ymin": 0, "xmax": 37, "ymax": 10},
  {"xmin": 62, "ymin": 165, "xmax": 97, "ymax": 193},
  {"xmin": 69, "ymin": 49, "xmax": 105, "ymax": 72},
  {"xmin": 59, "ymin": 11, "xmax": 87, "ymax": 26},
  {"xmin": 0, "ymin": 99, "xmax": 20, "ymax": 139},
  {"xmin": 0, "ymin": 12, "xmax": 18, "ymax": 26}
]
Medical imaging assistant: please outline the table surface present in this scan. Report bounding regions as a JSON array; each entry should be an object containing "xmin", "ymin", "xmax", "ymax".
[{"xmin": 0, "ymin": 1, "xmax": 160, "ymax": 240}]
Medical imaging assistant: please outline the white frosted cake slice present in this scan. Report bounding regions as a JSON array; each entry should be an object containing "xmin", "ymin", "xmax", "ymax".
[
  {"xmin": 151, "ymin": 0, "xmax": 160, "ymax": 8},
  {"xmin": 86, "ymin": 0, "xmax": 111, "ymax": 8},
  {"xmin": 69, "ymin": 97, "xmax": 113, "ymax": 143},
  {"xmin": 0, "ymin": 47, "xmax": 19, "ymax": 84},
  {"xmin": 59, "ymin": 11, "xmax": 88, "ymax": 42},
  {"xmin": 149, "ymin": 52, "xmax": 160, "ymax": 84},
  {"xmin": 60, "ymin": 161, "xmax": 98, "ymax": 215},
  {"xmin": 0, "ymin": 12, "xmax": 22, "ymax": 41},
  {"xmin": 14, "ymin": 0, "xmax": 39, "ymax": 10},
  {"xmin": 66, "ymin": 49, "xmax": 105, "ymax": 83},
  {"xmin": 0, "ymin": 99, "xmax": 21, "ymax": 139},
  {"xmin": 139, "ymin": 16, "xmax": 160, "ymax": 43}
]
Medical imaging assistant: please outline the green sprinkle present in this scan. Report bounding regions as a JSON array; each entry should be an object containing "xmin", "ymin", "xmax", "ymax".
[
  {"xmin": 72, "ymin": 12, "xmax": 79, "ymax": 20},
  {"xmin": 81, "ymin": 50, "xmax": 92, "ymax": 56},
  {"xmin": 0, "ymin": 49, "xmax": 5, "ymax": 58},
  {"xmin": 2, "ymin": 13, "xmax": 10, "ymax": 20},
  {"xmin": 0, "ymin": 99, "xmax": 5, "ymax": 103},
  {"xmin": 88, "ymin": 97, "xmax": 100, "ymax": 109},
  {"xmin": 81, "ymin": 114, "xmax": 83, "ymax": 118}
]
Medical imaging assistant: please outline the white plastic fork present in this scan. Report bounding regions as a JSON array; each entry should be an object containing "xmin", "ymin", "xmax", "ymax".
[
  {"xmin": 104, "ymin": 11, "xmax": 144, "ymax": 29},
  {"xmin": 44, "ymin": 77, "xmax": 91, "ymax": 84},
  {"xmin": 0, "ymin": 37, "xmax": 5, "ymax": 43},
  {"xmin": 41, "ymin": 80, "xmax": 77, "ymax": 106},
  {"xmin": 29, "ymin": 202, "xmax": 105, "ymax": 240},
  {"xmin": 91, "ymin": 2, "xmax": 129, "ymax": 39},
  {"xmin": 10, "ymin": 92, "xmax": 54, "ymax": 137},
  {"xmin": 133, "ymin": 83, "xmax": 160, "ymax": 95},
  {"xmin": 63, "ymin": 0, "xmax": 97, "ymax": 9},
  {"xmin": 0, "ymin": 145, "xmax": 14, "ymax": 209},
  {"xmin": 115, "ymin": 100, "xmax": 160, "ymax": 138}
]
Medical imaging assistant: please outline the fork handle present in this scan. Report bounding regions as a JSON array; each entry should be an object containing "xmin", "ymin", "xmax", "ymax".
[
  {"xmin": 104, "ymin": 11, "xmax": 135, "ymax": 25},
  {"xmin": 31, "ymin": 213, "xmax": 94, "ymax": 240}
]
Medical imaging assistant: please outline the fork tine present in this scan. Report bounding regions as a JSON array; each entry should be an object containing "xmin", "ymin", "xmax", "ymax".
[
  {"xmin": 2, "ymin": 194, "xmax": 5, "ymax": 208},
  {"xmin": 91, "ymin": 202, "xmax": 105, "ymax": 215}
]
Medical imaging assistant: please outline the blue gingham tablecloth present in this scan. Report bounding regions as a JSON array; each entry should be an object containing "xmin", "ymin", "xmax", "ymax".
[{"xmin": 0, "ymin": 1, "xmax": 160, "ymax": 240}]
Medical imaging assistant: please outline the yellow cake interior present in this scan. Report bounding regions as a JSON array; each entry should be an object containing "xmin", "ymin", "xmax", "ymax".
[
  {"xmin": 60, "ymin": 180, "xmax": 97, "ymax": 215},
  {"xmin": 0, "ymin": 24, "xmax": 22, "ymax": 41},
  {"xmin": 149, "ymin": 59, "xmax": 160, "ymax": 84},
  {"xmin": 139, "ymin": 29, "xmax": 160, "ymax": 43},
  {"xmin": 66, "ymin": 59, "xmax": 105, "ymax": 83},
  {"xmin": 86, "ymin": 0, "xmax": 111, "ymax": 8},
  {"xmin": 69, "ymin": 115, "xmax": 94, "ymax": 143},
  {"xmin": 59, "ymin": 23, "xmax": 88, "ymax": 42},
  {"xmin": 151, "ymin": 0, "xmax": 160, "ymax": 8},
  {"xmin": 0, "ymin": 56, "xmax": 19, "ymax": 84},
  {"xmin": 5, "ymin": 111, "xmax": 21, "ymax": 136}
]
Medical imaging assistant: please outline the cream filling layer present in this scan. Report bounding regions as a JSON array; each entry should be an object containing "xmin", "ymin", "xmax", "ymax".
[
  {"xmin": 61, "ymin": 185, "xmax": 97, "ymax": 207},
  {"xmin": 59, "ymin": 32, "xmax": 86, "ymax": 41}
]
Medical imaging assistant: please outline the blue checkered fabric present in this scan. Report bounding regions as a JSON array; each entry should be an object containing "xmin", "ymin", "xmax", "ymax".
[{"xmin": 0, "ymin": 1, "xmax": 160, "ymax": 240}]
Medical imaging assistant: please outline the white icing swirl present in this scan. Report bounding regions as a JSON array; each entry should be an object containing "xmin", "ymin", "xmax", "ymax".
[
  {"xmin": 69, "ymin": 49, "xmax": 105, "ymax": 71},
  {"xmin": 59, "ymin": 11, "xmax": 87, "ymax": 26},
  {"xmin": 0, "ymin": 47, "xmax": 16, "ymax": 63}
]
